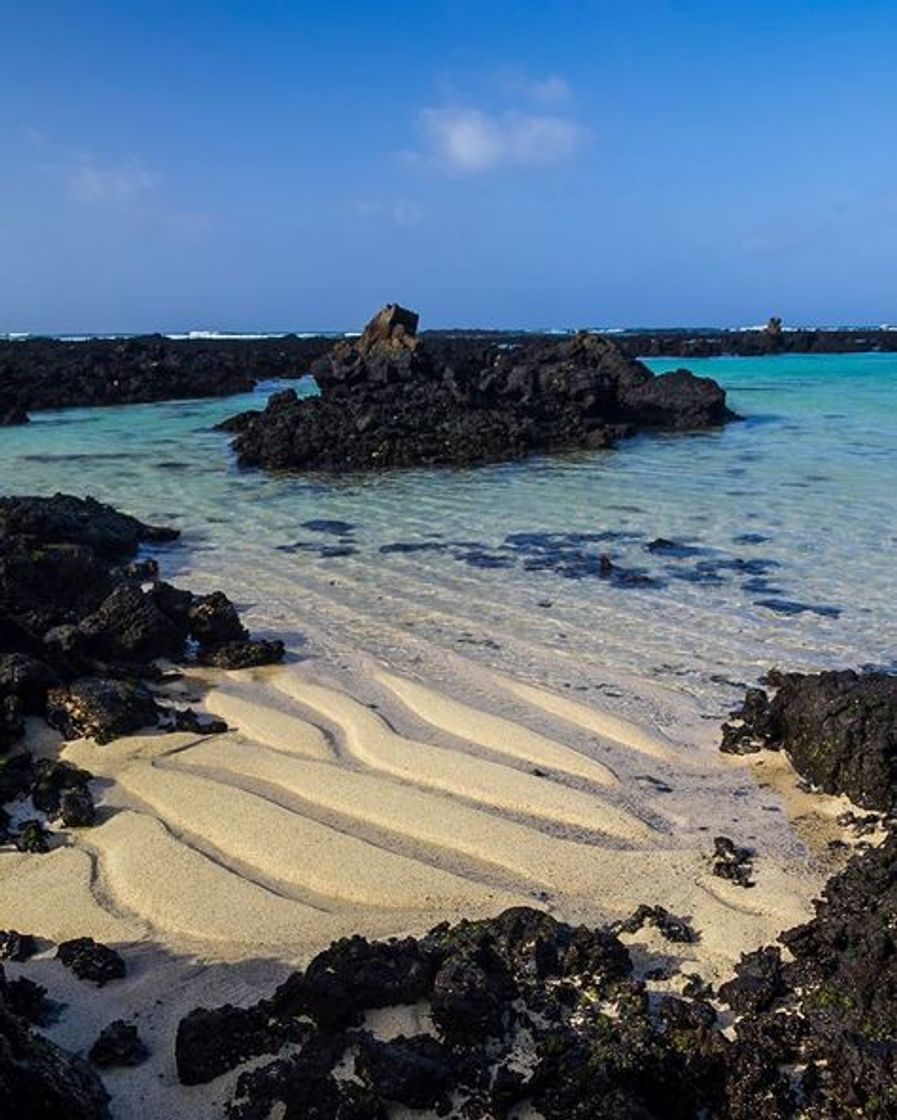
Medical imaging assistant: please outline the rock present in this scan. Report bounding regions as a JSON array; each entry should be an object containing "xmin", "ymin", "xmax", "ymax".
[
  {"xmin": 169, "ymin": 708, "xmax": 228, "ymax": 735},
  {"xmin": 46, "ymin": 677, "xmax": 161, "ymax": 744},
  {"xmin": 719, "ymin": 947, "xmax": 784, "ymax": 1015},
  {"xmin": 0, "ymin": 930, "xmax": 37, "ymax": 962},
  {"xmin": 0, "ymin": 653, "xmax": 58, "ymax": 711},
  {"xmin": 430, "ymin": 948, "xmax": 513, "ymax": 1042},
  {"xmin": 0, "ymin": 693, "xmax": 24, "ymax": 751},
  {"xmin": 0, "ymin": 333, "xmax": 334, "ymax": 414},
  {"xmin": 176, "ymin": 1003, "xmax": 307, "ymax": 1085},
  {"xmin": 6, "ymin": 975, "xmax": 51, "ymax": 1025},
  {"xmin": 0, "ymin": 965, "xmax": 110, "ymax": 1118},
  {"xmin": 195, "ymin": 638, "xmax": 285, "ymax": 670},
  {"xmin": 187, "ymin": 591, "xmax": 246, "ymax": 645},
  {"xmin": 77, "ymin": 585, "xmax": 187, "ymax": 663},
  {"xmin": 59, "ymin": 787, "xmax": 96, "ymax": 827},
  {"xmin": 0, "ymin": 494, "xmax": 177, "ymax": 559},
  {"xmin": 30, "ymin": 759, "xmax": 94, "ymax": 817},
  {"xmin": 56, "ymin": 938, "xmax": 125, "ymax": 986},
  {"xmin": 355, "ymin": 1033, "xmax": 454, "ymax": 1109},
  {"xmin": 723, "ymin": 670, "xmax": 897, "ymax": 811},
  {"xmin": 88, "ymin": 1021, "xmax": 148, "ymax": 1068},
  {"xmin": 0, "ymin": 392, "xmax": 28, "ymax": 425},
  {"xmin": 616, "ymin": 904, "xmax": 697, "ymax": 944},
  {"xmin": 272, "ymin": 934, "xmax": 436, "ymax": 1030},
  {"xmin": 226, "ymin": 305, "xmax": 735, "ymax": 472},
  {"xmin": 14, "ymin": 820, "xmax": 50, "ymax": 853},
  {"xmin": 711, "ymin": 836, "xmax": 754, "ymax": 888}
]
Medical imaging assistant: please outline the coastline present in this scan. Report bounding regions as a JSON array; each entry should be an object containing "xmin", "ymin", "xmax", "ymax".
[{"xmin": 0, "ymin": 637, "xmax": 851, "ymax": 1118}]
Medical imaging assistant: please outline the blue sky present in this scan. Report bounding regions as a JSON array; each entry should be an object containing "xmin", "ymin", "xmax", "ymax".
[{"xmin": 2, "ymin": 1, "xmax": 897, "ymax": 331}]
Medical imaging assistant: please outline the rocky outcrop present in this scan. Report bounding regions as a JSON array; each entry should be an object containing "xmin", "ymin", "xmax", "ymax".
[
  {"xmin": 168, "ymin": 840, "xmax": 897, "ymax": 1120},
  {"xmin": 0, "ymin": 494, "xmax": 284, "ymax": 843},
  {"xmin": 0, "ymin": 964, "xmax": 110, "ymax": 1118},
  {"xmin": 722, "ymin": 669, "xmax": 897, "ymax": 811},
  {"xmin": 0, "ymin": 333, "xmax": 334, "ymax": 415},
  {"xmin": 226, "ymin": 304, "xmax": 735, "ymax": 472}
]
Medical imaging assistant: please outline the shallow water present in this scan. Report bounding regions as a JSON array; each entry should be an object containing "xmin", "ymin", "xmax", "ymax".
[{"xmin": 1, "ymin": 353, "xmax": 894, "ymax": 719}]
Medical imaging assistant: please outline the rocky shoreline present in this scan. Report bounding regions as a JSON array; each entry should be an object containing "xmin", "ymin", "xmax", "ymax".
[
  {"xmin": 2, "ymin": 319, "xmax": 894, "ymax": 429},
  {"xmin": 0, "ymin": 333, "xmax": 333, "ymax": 424},
  {"xmin": 223, "ymin": 305, "xmax": 734, "ymax": 471},
  {"xmin": 1, "ymin": 495, "xmax": 894, "ymax": 1117}
]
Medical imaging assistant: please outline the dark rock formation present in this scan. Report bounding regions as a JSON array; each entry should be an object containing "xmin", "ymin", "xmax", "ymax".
[
  {"xmin": 0, "ymin": 494, "xmax": 283, "ymax": 830},
  {"xmin": 0, "ymin": 964, "xmax": 110, "ymax": 1118},
  {"xmin": 226, "ymin": 304, "xmax": 735, "ymax": 472},
  {"xmin": 0, "ymin": 333, "xmax": 334, "ymax": 414},
  {"xmin": 720, "ymin": 831, "xmax": 897, "ymax": 1118},
  {"xmin": 722, "ymin": 669, "xmax": 897, "ymax": 811},
  {"xmin": 176, "ymin": 1003, "xmax": 308, "ymax": 1086},
  {"xmin": 88, "ymin": 1021, "xmax": 148, "ymax": 1068},
  {"xmin": 171, "ymin": 841, "xmax": 897, "ymax": 1120},
  {"xmin": 56, "ymin": 938, "xmax": 126, "ymax": 986},
  {"xmin": 46, "ymin": 678, "xmax": 161, "ymax": 744},
  {"xmin": 180, "ymin": 906, "xmax": 737, "ymax": 1119},
  {"xmin": 0, "ymin": 930, "xmax": 37, "ymax": 962}
]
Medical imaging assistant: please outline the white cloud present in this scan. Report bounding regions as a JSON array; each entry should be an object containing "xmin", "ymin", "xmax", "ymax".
[
  {"xmin": 67, "ymin": 156, "xmax": 161, "ymax": 205},
  {"xmin": 418, "ymin": 107, "xmax": 588, "ymax": 174}
]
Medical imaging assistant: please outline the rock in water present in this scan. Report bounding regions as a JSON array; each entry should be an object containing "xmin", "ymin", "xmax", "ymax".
[{"xmin": 226, "ymin": 304, "xmax": 734, "ymax": 472}]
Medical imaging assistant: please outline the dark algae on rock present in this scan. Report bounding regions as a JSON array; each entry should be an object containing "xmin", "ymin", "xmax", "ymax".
[{"xmin": 225, "ymin": 303, "xmax": 735, "ymax": 471}]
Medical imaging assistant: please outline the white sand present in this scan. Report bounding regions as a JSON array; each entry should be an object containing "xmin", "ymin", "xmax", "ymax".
[{"xmin": 0, "ymin": 656, "xmax": 842, "ymax": 1120}]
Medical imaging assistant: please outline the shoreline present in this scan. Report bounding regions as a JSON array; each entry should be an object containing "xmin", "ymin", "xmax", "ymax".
[
  {"xmin": 0, "ymin": 637, "xmax": 853, "ymax": 1118},
  {"xmin": 2, "ymin": 326, "xmax": 896, "ymax": 425}
]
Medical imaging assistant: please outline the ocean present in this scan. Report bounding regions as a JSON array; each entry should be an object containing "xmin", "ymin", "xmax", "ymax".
[{"xmin": 1, "ymin": 351, "xmax": 894, "ymax": 724}]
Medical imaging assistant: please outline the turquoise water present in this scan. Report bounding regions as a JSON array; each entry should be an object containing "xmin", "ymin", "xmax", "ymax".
[{"xmin": 0, "ymin": 353, "xmax": 894, "ymax": 717}]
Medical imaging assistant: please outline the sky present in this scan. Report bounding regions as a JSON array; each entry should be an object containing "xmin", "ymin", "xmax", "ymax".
[{"xmin": 2, "ymin": 0, "xmax": 897, "ymax": 332}]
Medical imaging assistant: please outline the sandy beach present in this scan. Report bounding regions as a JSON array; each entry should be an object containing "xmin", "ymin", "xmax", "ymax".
[{"xmin": 0, "ymin": 645, "xmax": 851, "ymax": 1118}]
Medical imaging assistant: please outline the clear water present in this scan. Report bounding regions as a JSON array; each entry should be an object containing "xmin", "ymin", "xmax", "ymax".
[{"xmin": 0, "ymin": 354, "xmax": 894, "ymax": 719}]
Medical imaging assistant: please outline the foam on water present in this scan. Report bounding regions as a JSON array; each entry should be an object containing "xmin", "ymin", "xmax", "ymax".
[{"xmin": 0, "ymin": 353, "xmax": 894, "ymax": 721}]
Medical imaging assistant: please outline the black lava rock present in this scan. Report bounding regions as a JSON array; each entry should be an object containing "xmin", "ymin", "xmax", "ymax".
[
  {"xmin": 56, "ymin": 938, "xmax": 125, "ymax": 986},
  {"xmin": 88, "ymin": 1020, "xmax": 148, "ymax": 1068},
  {"xmin": 226, "ymin": 304, "xmax": 735, "ymax": 473},
  {"xmin": 0, "ymin": 930, "xmax": 37, "ymax": 962},
  {"xmin": 723, "ymin": 669, "xmax": 897, "ymax": 811},
  {"xmin": 46, "ymin": 677, "xmax": 161, "ymax": 744},
  {"xmin": 0, "ymin": 967, "xmax": 110, "ymax": 1118},
  {"xmin": 176, "ymin": 1003, "xmax": 307, "ymax": 1085}
]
